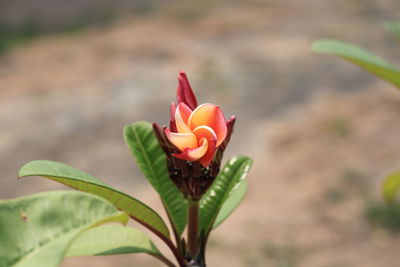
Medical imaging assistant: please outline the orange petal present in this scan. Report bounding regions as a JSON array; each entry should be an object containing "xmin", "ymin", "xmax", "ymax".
[
  {"xmin": 165, "ymin": 128, "xmax": 197, "ymax": 151},
  {"xmin": 192, "ymin": 126, "xmax": 217, "ymax": 146},
  {"xmin": 188, "ymin": 103, "xmax": 227, "ymax": 147},
  {"xmin": 192, "ymin": 126, "xmax": 217, "ymax": 167},
  {"xmin": 175, "ymin": 103, "xmax": 192, "ymax": 133},
  {"xmin": 187, "ymin": 138, "xmax": 208, "ymax": 160},
  {"xmin": 173, "ymin": 138, "xmax": 208, "ymax": 162}
]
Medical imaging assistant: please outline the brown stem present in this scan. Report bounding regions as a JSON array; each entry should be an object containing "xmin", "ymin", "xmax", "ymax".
[
  {"xmin": 161, "ymin": 233, "xmax": 186, "ymax": 267},
  {"xmin": 162, "ymin": 200, "xmax": 183, "ymax": 254},
  {"xmin": 129, "ymin": 216, "xmax": 186, "ymax": 267},
  {"xmin": 149, "ymin": 253, "xmax": 177, "ymax": 267},
  {"xmin": 187, "ymin": 200, "xmax": 199, "ymax": 258}
]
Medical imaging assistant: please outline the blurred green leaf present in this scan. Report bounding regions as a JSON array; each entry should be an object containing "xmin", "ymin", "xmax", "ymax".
[
  {"xmin": 365, "ymin": 200, "xmax": 400, "ymax": 232},
  {"xmin": 0, "ymin": 191, "xmax": 128, "ymax": 267},
  {"xmin": 0, "ymin": 22, "xmax": 41, "ymax": 54},
  {"xmin": 200, "ymin": 156, "xmax": 253, "ymax": 232},
  {"xmin": 124, "ymin": 122, "xmax": 187, "ymax": 236},
  {"xmin": 382, "ymin": 171, "xmax": 400, "ymax": 203},
  {"xmin": 18, "ymin": 160, "xmax": 170, "ymax": 238},
  {"xmin": 67, "ymin": 224, "xmax": 159, "ymax": 257},
  {"xmin": 384, "ymin": 21, "xmax": 400, "ymax": 39},
  {"xmin": 213, "ymin": 180, "xmax": 248, "ymax": 229},
  {"xmin": 311, "ymin": 39, "xmax": 400, "ymax": 89}
]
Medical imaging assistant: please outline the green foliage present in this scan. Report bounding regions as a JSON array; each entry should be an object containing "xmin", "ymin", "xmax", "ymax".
[
  {"xmin": 365, "ymin": 200, "xmax": 400, "ymax": 232},
  {"xmin": 0, "ymin": 191, "xmax": 128, "ymax": 267},
  {"xmin": 311, "ymin": 39, "xmax": 400, "ymax": 89},
  {"xmin": 213, "ymin": 180, "xmax": 248, "ymax": 228},
  {"xmin": 0, "ymin": 10, "xmax": 118, "ymax": 55},
  {"xmin": 0, "ymin": 22, "xmax": 41, "ymax": 54},
  {"xmin": 312, "ymin": 22, "xmax": 400, "ymax": 234},
  {"xmin": 200, "ymin": 156, "xmax": 253, "ymax": 232},
  {"xmin": 66, "ymin": 224, "xmax": 159, "ymax": 257},
  {"xmin": 18, "ymin": 160, "xmax": 170, "ymax": 238},
  {"xmin": 124, "ymin": 122, "xmax": 188, "ymax": 235},
  {"xmin": 365, "ymin": 172, "xmax": 400, "ymax": 232},
  {"xmin": 382, "ymin": 171, "xmax": 400, "ymax": 203},
  {"xmin": 384, "ymin": 21, "xmax": 400, "ymax": 39},
  {"xmin": 10, "ymin": 114, "xmax": 252, "ymax": 267}
]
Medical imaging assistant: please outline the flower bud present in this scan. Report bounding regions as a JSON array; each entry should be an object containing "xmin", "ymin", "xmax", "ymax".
[{"xmin": 153, "ymin": 72, "xmax": 235, "ymax": 200}]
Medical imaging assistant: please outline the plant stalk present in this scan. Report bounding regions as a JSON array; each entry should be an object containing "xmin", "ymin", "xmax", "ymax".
[
  {"xmin": 150, "ymin": 252, "xmax": 177, "ymax": 267},
  {"xmin": 129, "ymin": 216, "xmax": 186, "ymax": 266},
  {"xmin": 187, "ymin": 200, "xmax": 200, "ymax": 258},
  {"xmin": 162, "ymin": 200, "xmax": 184, "ymax": 254}
]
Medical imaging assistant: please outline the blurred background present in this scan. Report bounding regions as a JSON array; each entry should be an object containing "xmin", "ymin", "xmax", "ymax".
[{"xmin": 1, "ymin": 0, "xmax": 400, "ymax": 266}]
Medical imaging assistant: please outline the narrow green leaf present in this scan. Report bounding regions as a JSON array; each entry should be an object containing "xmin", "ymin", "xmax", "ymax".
[
  {"xmin": 213, "ymin": 180, "xmax": 248, "ymax": 229},
  {"xmin": 67, "ymin": 224, "xmax": 159, "ymax": 257},
  {"xmin": 0, "ymin": 191, "xmax": 128, "ymax": 267},
  {"xmin": 18, "ymin": 160, "xmax": 170, "ymax": 238},
  {"xmin": 124, "ymin": 122, "xmax": 187, "ymax": 235},
  {"xmin": 200, "ymin": 156, "xmax": 253, "ymax": 232},
  {"xmin": 382, "ymin": 171, "xmax": 400, "ymax": 203},
  {"xmin": 384, "ymin": 21, "xmax": 400, "ymax": 39},
  {"xmin": 311, "ymin": 39, "xmax": 400, "ymax": 89}
]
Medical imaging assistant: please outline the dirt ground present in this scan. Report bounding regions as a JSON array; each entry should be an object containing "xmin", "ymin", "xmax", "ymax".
[{"xmin": 1, "ymin": 1, "xmax": 400, "ymax": 266}]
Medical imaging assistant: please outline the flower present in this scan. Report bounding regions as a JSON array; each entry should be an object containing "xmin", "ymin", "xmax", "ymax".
[
  {"xmin": 167, "ymin": 85, "xmax": 227, "ymax": 168},
  {"xmin": 153, "ymin": 71, "xmax": 235, "ymax": 199},
  {"xmin": 167, "ymin": 72, "xmax": 230, "ymax": 167}
]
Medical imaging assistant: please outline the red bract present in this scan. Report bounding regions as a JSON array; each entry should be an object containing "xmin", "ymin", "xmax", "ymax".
[{"xmin": 176, "ymin": 71, "xmax": 198, "ymax": 110}]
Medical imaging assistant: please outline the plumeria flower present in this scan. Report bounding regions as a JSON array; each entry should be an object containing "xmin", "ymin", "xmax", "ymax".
[
  {"xmin": 153, "ymin": 71, "xmax": 235, "ymax": 199},
  {"xmin": 165, "ymin": 74, "xmax": 228, "ymax": 167}
]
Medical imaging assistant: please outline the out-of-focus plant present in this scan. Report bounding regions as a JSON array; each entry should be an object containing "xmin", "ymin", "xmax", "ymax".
[
  {"xmin": 311, "ymin": 22, "xmax": 400, "ymax": 90},
  {"xmin": 311, "ymin": 22, "xmax": 400, "ymax": 227},
  {"xmin": 366, "ymin": 172, "xmax": 400, "ymax": 232},
  {"xmin": 384, "ymin": 21, "xmax": 400, "ymax": 39},
  {"xmin": 0, "ymin": 71, "xmax": 252, "ymax": 267}
]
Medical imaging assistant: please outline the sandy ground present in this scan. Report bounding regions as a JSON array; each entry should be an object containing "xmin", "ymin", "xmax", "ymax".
[{"xmin": 1, "ymin": 1, "xmax": 400, "ymax": 266}]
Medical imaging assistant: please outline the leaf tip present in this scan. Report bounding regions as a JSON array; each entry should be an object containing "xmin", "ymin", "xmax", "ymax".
[{"xmin": 310, "ymin": 39, "xmax": 341, "ymax": 53}]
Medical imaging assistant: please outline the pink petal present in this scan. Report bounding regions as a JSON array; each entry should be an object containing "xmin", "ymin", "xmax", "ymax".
[
  {"xmin": 177, "ymin": 71, "xmax": 198, "ymax": 110},
  {"xmin": 188, "ymin": 103, "xmax": 227, "ymax": 147},
  {"xmin": 169, "ymin": 102, "xmax": 177, "ymax": 132},
  {"xmin": 170, "ymin": 102, "xmax": 177, "ymax": 121},
  {"xmin": 175, "ymin": 103, "xmax": 192, "ymax": 133}
]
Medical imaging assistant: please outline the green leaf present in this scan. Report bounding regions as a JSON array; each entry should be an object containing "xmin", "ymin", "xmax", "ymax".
[
  {"xmin": 18, "ymin": 160, "xmax": 170, "ymax": 239},
  {"xmin": 124, "ymin": 121, "xmax": 187, "ymax": 235},
  {"xmin": 0, "ymin": 191, "xmax": 128, "ymax": 267},
  {"xmin": 311, "ymin": 39, "xmax": 400, "ymax": 89},
  {"xmin": 382, "ymin": 171, "xmax": 400, "ymax": 203},
  {"xmin": 200, "ymin": 156, "xmax": 253, "ymax": 232},
  {"xmin": 384, "ymin": 21, "xmax": 400, "ymax": 39},
  {"xmin": 213, "ymin": 180, "xmax": 248, "ymax": 229},
  {"xmin": 67, "ymin": 224, "xmax": 159, "ymax": 256}
]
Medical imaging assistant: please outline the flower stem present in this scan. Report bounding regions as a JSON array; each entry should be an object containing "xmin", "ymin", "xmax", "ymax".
[
  {"xmin": 149, "ymin": 252, "xmax": 177, "ymax": 267},
  {"xmin": 187, "ymin": 200, "xmax": 200, "ymax": 258},
  {"xmin": 162, "ymin": 201, "xmax": 183, "ymax": 254},
  {"xmin": 129, "ymin": 216, "xmax": 186, "ymax": 266}
]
